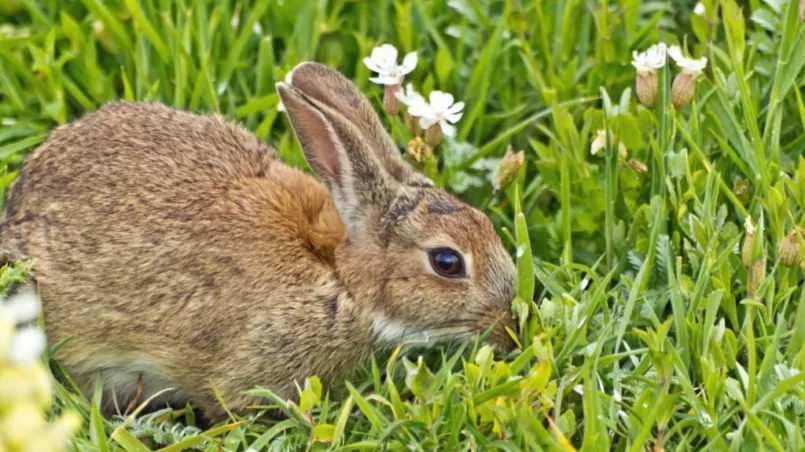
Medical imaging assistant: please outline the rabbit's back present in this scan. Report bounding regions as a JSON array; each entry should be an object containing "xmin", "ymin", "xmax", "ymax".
[
  {"xmin": 7, "ymin": 102, "xmax": 277, "ymax": 207},
  {"xmin": 0, "ymin": 102, "xmax": 351, "ymax": 414}
]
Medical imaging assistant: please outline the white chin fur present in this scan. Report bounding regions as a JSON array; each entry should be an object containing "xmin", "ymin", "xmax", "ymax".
[
  {"xmin": 371, "ymin": 315, "xmax": 472, "ymax": 347},
  {"xmin": 371, "ymin": 316, "xmax": 418, "ymax": 343}
]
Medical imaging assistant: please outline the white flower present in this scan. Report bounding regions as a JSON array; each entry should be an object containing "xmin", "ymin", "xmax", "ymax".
[
  {"xmin": 668, "ymin": 45, "xmax": 708, "ymax": 76},
  {"xmin": 363, "ymin": 44, "xmax": 417, "ymax": 85},
  {"xmin": 395, "ymin": 83, "xmax": 425, "ymax": 107},
  {"xmin": 417, "ymin": 91, "xmax": 464, "ymax": 137},
  {"xmin": 579, "ymin": 278, "xmax": 590, "ymax": 291},
  {"xmin": 0, "ymin": 290, "xmax": 41, "ymax": 324},
  {"xmin": 8, "ymin": 325, "xmax": 46, "ymax": 366},
  {"xmin": 694, "ymin": 2, "xmax": 706, "ymax": 15},
  {"xmin": 631, "ymin": 42, "xmax": 667, "ymax": 75},
  {"xmin": 590, "ymin": 129, "xmax": 627, "ymax": 158}
]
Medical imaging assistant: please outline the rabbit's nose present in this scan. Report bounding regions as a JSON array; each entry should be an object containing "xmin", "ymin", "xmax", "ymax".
[
  {"xmin": 484, "ymin": 309, "xmax": 519, "ymax": 352},
  {"xmin": 488, "ymin": 325, "xmax": 518, "ymax": 352}
]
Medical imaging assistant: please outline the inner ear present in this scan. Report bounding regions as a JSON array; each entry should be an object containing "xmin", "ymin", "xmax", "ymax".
[
  {"xmin": 277, "ymin": 82, "xmax": 401, "ymax": 236},
  {"xmin": 287, "ymin": 63, "xmax": 384, "ymax": 145},
  {"xmin": 286, "ymin": 62, "xmax": 431, "ymax": 187},
  {"xmin": 277, "ymin": 84, "xmax": 344, "ymax": 188}
]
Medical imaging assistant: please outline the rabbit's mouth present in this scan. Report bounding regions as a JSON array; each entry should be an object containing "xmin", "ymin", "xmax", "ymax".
[
  {"xmin": 485, "ymin": 326, "xmax": 518, "ymax": 352},
  {"xmin": 473, "ymin": 310, "xmax": 519, "ymax": 352}
]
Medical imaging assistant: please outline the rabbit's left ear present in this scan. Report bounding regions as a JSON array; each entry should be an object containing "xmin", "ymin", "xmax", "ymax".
[
  {"xmin": 277, "ymin": 81, "xmax": 400, "ymax": 238},
  {"xmin": 284, "ymin": 62, "xmax": 433, "ymax": 188}
]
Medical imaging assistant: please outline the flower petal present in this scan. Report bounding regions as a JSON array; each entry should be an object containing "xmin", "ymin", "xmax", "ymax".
[
  {"xmin": 4, "ymin": 290, "xmax": 40, "ymax": 324},
  {"xmin": 446, "ymin": 101, "xmax": 465, "ymax": 115},
  {"xmin": 401, "ymin": 52, "xmax": 418, "ymax": 74},
  {"xmin": 692, "ymin": 56, "xmax": 708, "ymax": 72},
  {"xmin": 370, "ymin": 75, "xmax": 402, "ymax": 85},
  {"xmin": 419, "ymin": 115, "xmax": 438, "ymax": 130},
  {"xmin": 442, "ymin": 110, "xmax": 463, "ymax": 124},
  {"xmin": 8, "ymin": 326, "xmax": 46, "ymax": 366},
  {"xmin": 363, "ymin": 56, "xmax": 383, "ymax": 74},
  {"xmin": 395, "ymin": 83, "xmax": 420, "ymax": 104},
  {"xmin": 667, "ymin": 45, "xmax": 684, "ymax": 64},
  {"xmin": 590, "ymin": 130, "xmax": 606, "ymax": 156},
  {"xmin": 429, "ymin": 91, "xmax": 454, "ymax": 112},
  {"xmin": 439, "ymin": 119, "xmax": 456, "ymax": 137},
  {"xmin": 407, "ymin": 98, "xmax": 431, "ymax": 117},
  {"xmin": 371, "ymin": 44, "xmax": 399, "ymax": 70}
]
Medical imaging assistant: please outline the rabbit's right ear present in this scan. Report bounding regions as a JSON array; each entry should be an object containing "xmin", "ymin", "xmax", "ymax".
[
  {"xmin": 277, "ymin": 82, "xmax": 400, "ymax": 238},
  {"xmin": 284, "ymin": 62, "xmax": 433, "ymax": 188}
]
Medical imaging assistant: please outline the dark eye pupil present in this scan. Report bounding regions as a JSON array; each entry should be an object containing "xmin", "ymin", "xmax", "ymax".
[
  {"xmin": 435, "ymin": 253, "xmax": 458, "ymax": 271},
  {"xmin": 429, "ymin": 248, "xmax": 465, "ymax": 278}
]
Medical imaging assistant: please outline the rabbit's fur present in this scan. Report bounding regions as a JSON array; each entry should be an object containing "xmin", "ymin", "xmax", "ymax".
[{"xmin": 0, "ymin": 62, "xmax": 516, "ymax": 420}]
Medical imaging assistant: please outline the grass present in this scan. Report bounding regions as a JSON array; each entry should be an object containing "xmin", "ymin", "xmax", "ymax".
[{"xmin": 1, "ymin": 0, "xmax": 805, "ymax": 450}]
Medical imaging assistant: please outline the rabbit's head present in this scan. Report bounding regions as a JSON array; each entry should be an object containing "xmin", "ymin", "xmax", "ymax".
[{"xmin": 277, "ymin": 63, "xmax": 517, "ymax": 351}]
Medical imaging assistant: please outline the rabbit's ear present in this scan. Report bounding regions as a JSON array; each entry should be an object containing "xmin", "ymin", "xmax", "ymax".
[
  {"xmin": 277, "ymin": 82, "xmax": 400, "ymax": 236},
  {"xmin": 284, "ymin": 62, "xmax": 433, "ymax": 188}
]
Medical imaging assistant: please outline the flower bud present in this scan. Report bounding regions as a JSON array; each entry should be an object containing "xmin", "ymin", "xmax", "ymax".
[
  {"xmin": 778, "ymin": 229, "xmax": 803, "ymax": 268},
  {"xmin": 671, "ymin": 72, "xmax": 697, "ymax": 108},
  {"xmin": 800, "ymin": 0, "xmax": 804, "ymax": 22},
  {"xmin": 636, "ymin": 72, "xmax": 659, "ymax": 109},
  {"xmin": 404, "ymin": 111, "xmax": 421, "ymax": 136},
  {"xmin": 384, "ymin": 84, "xmax": 402, "ymax": 115},
  {"xmin": 424, "ymin": 125, "xmax": 443, "ymax": 147},
  {"xmin": 493, "ymin": 145, "xmax": 525, "ymax": 192},
  {"xmin": 629, "ymin": 159, "xmax": 648, "ymax": 174},
  {"xmin": 406, "ymin": 137, "xmax": 431, "ymax": 164},
  {"xmin": 748, "ymin": 258, "xmax": 765, "ymax": 299},
  {"xmin": 733, "ymin": 177, "xmax": 750, "ymax": 204},
  {"xmin": 742, "ymin": 216, "xmax": 755, "ymax": 268}
]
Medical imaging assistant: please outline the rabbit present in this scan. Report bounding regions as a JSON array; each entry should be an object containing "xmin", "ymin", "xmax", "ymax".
[{"xmin": 0, "ymin": 61, "xmax": 517, "ymax": 421}]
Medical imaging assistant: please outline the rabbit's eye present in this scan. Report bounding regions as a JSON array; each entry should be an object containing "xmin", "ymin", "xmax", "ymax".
[{"xmin": 428, "ymin": 248, "xmax": 466, "ymax": 278}]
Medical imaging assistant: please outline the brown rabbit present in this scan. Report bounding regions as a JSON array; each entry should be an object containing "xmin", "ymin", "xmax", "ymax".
[{"xmin": 0, "ymin": 62, "xmax": 517, "ymax": 420}]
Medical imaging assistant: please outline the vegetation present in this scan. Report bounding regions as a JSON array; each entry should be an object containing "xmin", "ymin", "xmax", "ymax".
[{"xmin": 1, "ymin": 0, "xmax": 805, "ymax": 450}]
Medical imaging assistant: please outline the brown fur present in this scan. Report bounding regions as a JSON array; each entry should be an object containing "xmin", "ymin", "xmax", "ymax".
[{"xmin": 0, "ymin": 62, "xmax": 516, "ymax": 420}]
